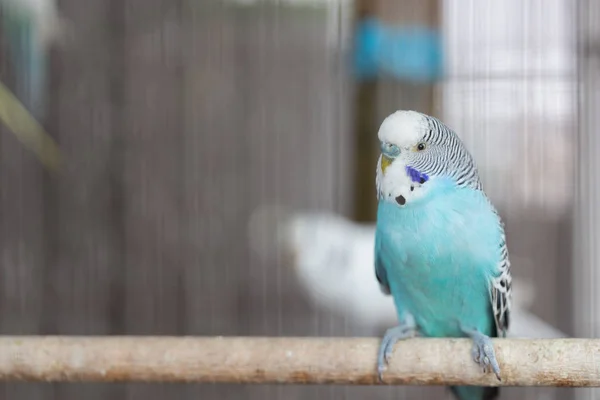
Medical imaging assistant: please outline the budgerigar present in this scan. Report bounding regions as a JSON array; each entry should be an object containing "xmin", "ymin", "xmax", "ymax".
[
  {"xmin": 0, "ymin": 0, "xmax": 65, "ymax": 120},
  {"xmin": 374, "ymin": 111, "xmax": 512, "ymax": 400}
]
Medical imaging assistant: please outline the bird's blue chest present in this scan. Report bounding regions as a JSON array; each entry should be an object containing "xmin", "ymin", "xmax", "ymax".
[{"xmin": 375, "ymin": 183, "xmax": 501, "ymax": 337}]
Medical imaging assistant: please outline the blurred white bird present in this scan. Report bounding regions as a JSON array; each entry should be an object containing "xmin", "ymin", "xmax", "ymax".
[{"xmin": 248, "ymin": 205, "xmax": 567, "ymax": 339}]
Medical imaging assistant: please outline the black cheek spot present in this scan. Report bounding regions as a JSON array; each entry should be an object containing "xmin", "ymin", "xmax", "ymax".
[
  {"xmin": 410, "ymin": 186, "xmax": 414, "ymax": 192},
  {"xmin": 419, "ymin": 177, "xmax": 426, "ymax": 184},
  {"xmin": 395, "ymin": 195, "xmax": 406, "ymax": 206}
]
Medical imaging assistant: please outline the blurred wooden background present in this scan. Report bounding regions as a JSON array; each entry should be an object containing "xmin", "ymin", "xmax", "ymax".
[{"xmin": 0, "ymin": 0, "xmax": 584, "ymax": 399}]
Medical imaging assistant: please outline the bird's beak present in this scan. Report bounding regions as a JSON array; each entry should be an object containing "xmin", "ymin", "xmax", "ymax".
[{"xmin": 381, "ymin": 155, "xmax": 392, "ymax": 174}]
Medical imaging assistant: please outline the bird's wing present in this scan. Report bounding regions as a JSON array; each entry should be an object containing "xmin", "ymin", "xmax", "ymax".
[
  {"xmin": 374, "ymin": 230, "xmax": 391, "ymax": 295},
  {"xmin": 489, "ymin": 221, "xmax": 512, "ymax": 337}
]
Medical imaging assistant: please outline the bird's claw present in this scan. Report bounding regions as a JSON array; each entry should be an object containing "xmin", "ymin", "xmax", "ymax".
[
  {"xmin": 377, "ymin": 321, "xmax": 415, "ymax": 382},
  {"xmin": 470, "ymin": 332, "xmax": 501, "ymax": 381},
  {"xmin": 377, "ymin": 364, "xmax": 386, "ymax": 382}
]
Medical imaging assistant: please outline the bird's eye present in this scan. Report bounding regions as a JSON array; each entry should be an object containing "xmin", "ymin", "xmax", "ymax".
[
  {"xmin": 381, "ymin": 142, "xmax": 400, "ymax": 157},
  {"xmin": 417, "ymin": 143, "xmax": 426, "ymax": 151}
]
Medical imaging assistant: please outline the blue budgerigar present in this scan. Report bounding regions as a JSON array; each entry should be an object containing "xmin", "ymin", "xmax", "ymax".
[{"xmin": 374, "ymin": 110, "xmax": 512, "ymax": 400}]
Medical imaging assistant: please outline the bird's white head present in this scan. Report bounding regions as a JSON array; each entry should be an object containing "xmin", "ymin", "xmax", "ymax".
[
  {"xmin": 375, "ymin": 110, "xmax": 481, "ymax": 207},
  {"xmin": 378, "ymin": 110, "xmax": 429, "ymax": 161}
]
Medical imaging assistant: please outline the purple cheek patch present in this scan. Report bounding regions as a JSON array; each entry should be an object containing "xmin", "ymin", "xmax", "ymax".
[{"xmin": 405, "ymin": 166, "xmax": 429, "ymax": 184}]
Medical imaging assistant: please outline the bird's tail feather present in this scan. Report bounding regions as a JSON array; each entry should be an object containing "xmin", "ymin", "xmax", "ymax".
[{"xmin": 449, "ymin": 385, "xmax": 499, "ymax": 400}]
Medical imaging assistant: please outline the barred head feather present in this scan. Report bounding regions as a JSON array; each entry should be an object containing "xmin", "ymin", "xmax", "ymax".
[{"xmin": 377, "ymin": 110, "xmax": 482, "ymax": 190}]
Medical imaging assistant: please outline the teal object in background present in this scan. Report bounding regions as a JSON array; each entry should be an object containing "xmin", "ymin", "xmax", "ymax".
[
  {"xmin": 0, "ymin": 0, "xmax": 66, "ymax": 121},
  {"xmin": 352, "ymin": 18, "xmax": 444, "ymax": 82},
  {"xmin": 2, "ymin": 12, "xmax": 46, "ymax": 120}
]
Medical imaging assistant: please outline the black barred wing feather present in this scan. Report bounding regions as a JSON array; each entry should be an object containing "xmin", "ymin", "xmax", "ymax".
[{"xmin": 490, "ymin": 225, "xmax": 512, "ymax": 337}]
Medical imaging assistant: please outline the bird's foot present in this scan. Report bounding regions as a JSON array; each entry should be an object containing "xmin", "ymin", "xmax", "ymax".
[
  {"xmin": 462, "ymin": 326, "xmax": 501, "ymax": 381},
  {"xmin": 377, "ymin": 315, "xmax": 416, "ymax": 382}
]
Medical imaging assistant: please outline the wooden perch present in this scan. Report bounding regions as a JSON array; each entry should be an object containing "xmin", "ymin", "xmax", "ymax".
[{"xmin": 0, "ymin": 336, "xmax": 596, "ymax": 386}]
